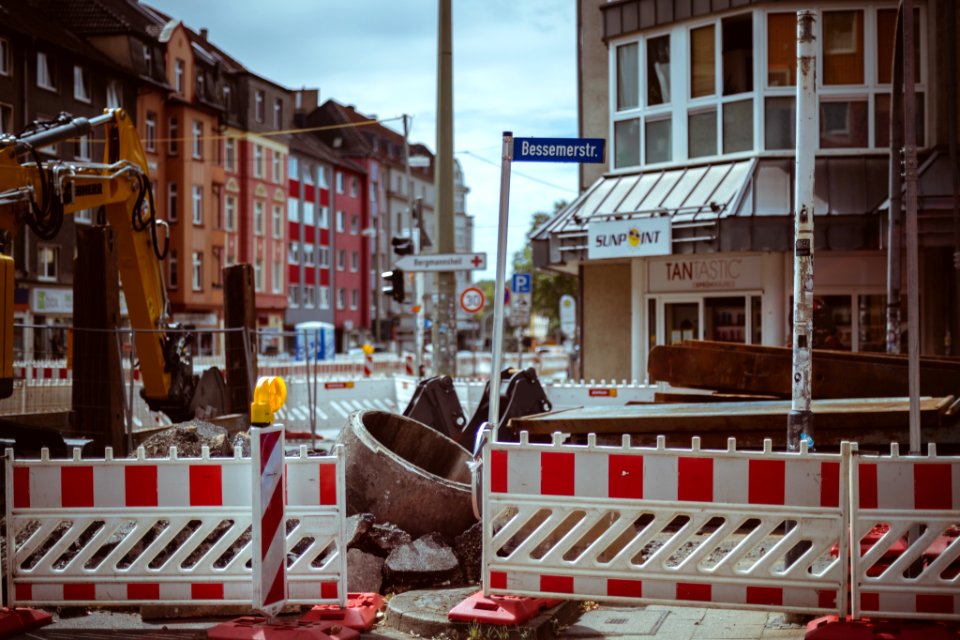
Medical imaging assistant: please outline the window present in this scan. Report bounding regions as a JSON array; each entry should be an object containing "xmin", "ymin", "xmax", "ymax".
[
  {"xmin": 273, "ymin": 98, "xmax": 282, "ymax": 129},
  {"xmin": 272, "ymin": 152, "xmax": 282, "ymax": 183},
  {"xmin": 336, "ymin": 210, "xmax": 345, "ymax": 232},
  {"xmin": 0, "ymin": 103, "xmax": 11, "ymax": 135},
  {"xmin": 318, "ymin": 166, "xmax": 328, "ymax": 188},
  {"xmin": 335, "ymin": 172, "xmax": 343, "ymax": 194},
  {"xmin": 167, "ymin": 182, "xmax": 178, "ymax": 221},
  {"xmin": 767, "ymin": 13, "xmax": 797, "ymax": 86},
  {"xmin": 764, "ymin": 97, "xmax": 795, "ymax": 150},
  {"xmin": 303, "ymin": 243, "xmax": 314, "ymax": 265},
  {"xmin": 192, "ymin": 121, "xmax": 203, "ymax": 159},
  {"xmin": 645, "ymin": 118, "xmax": 671, "ymax": 164},
  {"xmin": 145, "ymin": 112, "xmax": 157, "ymax": 151},
  {"xmin": 287, "ymin": 196, "xmax": 300, "ymax": 222},
  {"xmin": 254, "ymin": 258, "xmax": 264, "ymax": 292},
  {"xmin": 823, "ymin": 10, "xmax": 864, "ymax": 85},
  {"xmin": 143, "ymin": 45, "xmax": 153, "ymax": 76},
  {"xmin": 350, "ymin": 289, "xmax": 359, "ymax": 310},
  {"xmin": 212, "ymin": 247, "xmax": 223, "ymax": 288},
  {"xmin": 318, "ymin": 247, "xmax": 329, "ymax": 267},
  {"xmin": 336, "ymin": 288, "xmax": 345, "ymax": 310},
  {"xmin": 303, "ymin": 201, "xmax": 314, "ymax": 225},
  {"xmin": 646, "ymin": 35, "xmax": 670, "ymax": 105},
  {"xmin": 222, "ymin": 85, "xmax": 232, "ymax": 113},
  {"xmin": 319, "ymin": 286, "xmax": 330, "ymax": 309},
  {"xmin": 192, "ymin": 251, "xmax": 203, "ymax": 291},
  {"xmin": 616, "ymin": 43, "xmax": 638, "ymax": 110},
  {"xmin": 875, "ymin": 93, "xmax": 925, "ymax": 148},
  {"xmin": 196, "ymin": 72, "xmax": 205, "ymax": 100},
  {"xmin": 272, "ymin": 205, "xmax": 283, "ymax": 238},
  {"xmin": 168, "ymin": 250, "xmax": 178, "ymax": 289},
  {"xmin": 191, "ymin": 185, "xmax": 203, "ymax": 225},
  {"xmin": 722, "ymin": 99, "xmax": 753, "ymax": 153},
  {"xmin": 175, "ymin": 59, "xmax": 185, "ymax": 94},
  {"xmin": 37, "ymin": 245, "xmax": 58, "ymax": 281},
  {"xmin": 168, "ymin": 117, "xmax": 178, "ymax": 155},
  {"xmin": 289, "ymin": 242, "xmax": 299, "ymax": 264},
  {"xmin": 688, "ymin": 109, "xmax": 717, "ymax": 158},
  {"xmin": 272, "ymin": 258, "xmax": 282, "ymax": 293},
  {"xmin": 212, "ymin": 185, "xmax": 222, "ymax": 229},
  {"xmin": 225, "ymin": 195, "xmax": 237, "ymax": 231},
  {"xmin": 350, "ymin": 177, "xmax": 358, "ymax": 197},
  {"xmin": 304, "ymin": 164, "xmax": 315, "ymax": 185},
  {"xmin": 318, "ymin": 206, "xmax": 329, "ymax": 228},
  {"xmin": 37, "ymin": 52, "xmax": 55, "ymax": 90},
  {"xmin": 690, "ymin": 25, "xmax": 715, "ymax": 98},
  {"xmin": 304, "ymin": 286, "xmax": 316, "ymax": 308},
  {"xmin": 721, "ymin": 14, "xmax": 753, "ymax": 95},
  {"xmin": 255, "ymin": 90, "xmax": 265, "ymax": 122},
  {"xmin": 75, "ymin": 134, "xmax": 90, "ymax": 160},
  {"xmin": 337, "ymin": 250, "xmax": 345, "ymax": 271},
  {"xmin": 254, "ymin": 201, "xmax": 265, "ymax": 235},
  {"xmin": 0, "ymin": 38, "xmax": 9, "ymax": 76},
  {"xmin": 350, "ymin": 251, "xmax": 358, "ymax": 272},
  {"xmin": 224, "ymin": 138, "xmax": 236, "ymax": 171},
  {"xmin": 288, "ymin": 156, "xmax": 298, "ymax": 179},
  {"xmin": 253, "ymin": 145, "xmax": 264, "ymax": 178},
  {"xmin": 820, "ymin": 99, "xmax": 868, "ymax": 148},
  {"xmin": 350, "ymin": 214, "xmax": 359, "ymax": 235},
  {"xmin": 288, "ymin": 284, "xmax": 299, "ymax": 308},
  {"xmin": 72, "ymin": 66, "xmax": 90, "ymax": 102}
]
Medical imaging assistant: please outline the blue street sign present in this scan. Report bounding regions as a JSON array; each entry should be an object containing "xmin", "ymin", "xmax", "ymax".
[
  {"xmin": 512, "ymin": 273, "xmax": 532, "ymax": 294},
  {"xmin": 513, "ymin": 137, "xmax": 605, "ymax": 163}
]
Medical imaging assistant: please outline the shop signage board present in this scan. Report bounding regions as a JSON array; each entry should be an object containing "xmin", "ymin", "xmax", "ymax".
[
  {"xmin": 588, "ymin": 216, "xmax": 672, "ymax": 259},
  {"xmin": 647, "ymin": 255, "xmax": 764, "ymax": 292},
  {"xmin": 512, "ymin": 137, "xmax": 605, "ymax": 163}
]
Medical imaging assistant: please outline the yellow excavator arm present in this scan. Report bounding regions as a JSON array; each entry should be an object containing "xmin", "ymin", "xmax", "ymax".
[{"xmin": 0, "ymin": 109, "xmax": 218, "ymax": 421}]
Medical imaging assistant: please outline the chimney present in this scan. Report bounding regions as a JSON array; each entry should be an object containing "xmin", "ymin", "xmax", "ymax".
[
  {"xmin": 294, "ymin": 88, "xmax": 319, "ymax": 113},
  {"xmin": 200, "ymin": 27, "xmax": 208, "ymax": 41}
]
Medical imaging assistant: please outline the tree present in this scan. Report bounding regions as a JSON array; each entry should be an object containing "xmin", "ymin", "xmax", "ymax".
[{"xmin": 512, "ymin": 201, "xmax": 577, "ymax": 338}]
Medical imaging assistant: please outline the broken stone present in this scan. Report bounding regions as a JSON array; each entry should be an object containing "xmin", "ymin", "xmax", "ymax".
[
  {"xmin": 346, "ymin": 548, "xmax": 384, "ymax": 594},
  {"xmin": 361, "ymin": 522, "xmax": 412, "ymax": 557},
  {"xmin": 454, "ymin": 521, "xmax": 482, "ymax": 584},
  {"xmin": 138, "ymin": 421, "xmax": 232, "ymax": 458},
  {"xmin": 383, "ymin": 532, "xmax": 462, "ymax": 590},
  {"xmin": 345, "ymin": 513, "xmax": 375, "ymax": 549},
  {"xmin": 231, "ymin": 431, "xmax": 251, "ymax": 457}
]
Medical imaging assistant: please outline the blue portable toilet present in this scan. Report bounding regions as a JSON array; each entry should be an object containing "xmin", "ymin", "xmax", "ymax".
[{"xmin": 294, "ymin": 321, "xmax": 335, "ymax": 361}]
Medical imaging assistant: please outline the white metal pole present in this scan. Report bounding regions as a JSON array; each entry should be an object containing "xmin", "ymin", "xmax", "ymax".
[
  {"xmin": 788, "ymin": 10, "xmax": 818, "ymax": 453},
  {"xmin": 488, "ymin": 132, "xmax": 513, "ymax": 439}
]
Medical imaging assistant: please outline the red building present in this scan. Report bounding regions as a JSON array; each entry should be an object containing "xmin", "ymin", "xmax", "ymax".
[{"xmin": 329, "ymin": 155, "xmax": 370, "ymax": 347}]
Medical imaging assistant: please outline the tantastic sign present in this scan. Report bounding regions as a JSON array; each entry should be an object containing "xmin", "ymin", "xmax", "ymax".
[{"xmin": 588, "ymin": 216, "xmax": 672, "ymax": 259}]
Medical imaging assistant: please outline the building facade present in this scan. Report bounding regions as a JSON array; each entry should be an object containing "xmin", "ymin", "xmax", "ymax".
[{"xmin": 535, "ymin": 0, "xmax": 959, "ymax": 380}]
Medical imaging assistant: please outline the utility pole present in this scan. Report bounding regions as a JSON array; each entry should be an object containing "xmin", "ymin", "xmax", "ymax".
[
  {"xmin": 432, "ymin": 0, "xmax": 457, "ymax": 376},
  {"xmin": 403, "ymin": 115, "xmax": 425, "ymax": 377},
  {"xmin": 886, "ymin": 11, "xmax": 904, "ymax": 356},
  {"xmin": 788, "ymin": 10, "xmax": 817, "ymax": 453}
]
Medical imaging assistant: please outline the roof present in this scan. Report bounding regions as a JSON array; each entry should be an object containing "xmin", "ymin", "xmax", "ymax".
[
  {"xmin": 289, "ymin": 134, "xmax": 366, "ymax": 175},
  {"xmin": 25, "ymin": 0, "xmax": 164, "ymax": 37},
  {"xmin": 601, "ymin": 0, "xmax": 795, "ymax": 41}
]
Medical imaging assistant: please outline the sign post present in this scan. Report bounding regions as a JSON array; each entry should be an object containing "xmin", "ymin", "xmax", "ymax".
[{"xmin": 559, "ymin": 294, "xmax": 576, "ymax": 339}]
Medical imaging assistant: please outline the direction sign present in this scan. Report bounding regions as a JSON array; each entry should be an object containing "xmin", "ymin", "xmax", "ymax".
[
  {"xmin": 394, "ymin": 252, "xmax": 486, "ymax": 272},
  {"xmin": 513, "ymin": 137, "xmax": 606, "ymax": 164},
  {"xmin": 511, "ymin": 273, "xmax": 532, "ymax": 294},
  {"xmin": 459, "ymin": 286, "xmax": 485, "ymax": 314}
]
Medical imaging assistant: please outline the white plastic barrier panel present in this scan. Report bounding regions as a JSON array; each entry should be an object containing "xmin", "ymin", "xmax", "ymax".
[
  {"xmin": 5, "ymin": 444, "xmax": 346, "ymax": 608},
  {"xmin": 277, "ymin": 378, "xmax": 399, "ymax": 437},
  {"xmin": 850, "ymin": 444, "xmax": 960, "ymax": 620},
  {"xmin": 543, "ymin": 381, "xmax": 658, "ymax": 411},
  {"xmin": 483, "ymin": 434, "xmax": 849, "ymax": 616}
]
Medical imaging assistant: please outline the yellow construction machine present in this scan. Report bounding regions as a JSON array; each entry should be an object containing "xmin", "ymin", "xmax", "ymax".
[{"xmin": 0, "ymin": 109, "xmax": 224, "ymax": 421}]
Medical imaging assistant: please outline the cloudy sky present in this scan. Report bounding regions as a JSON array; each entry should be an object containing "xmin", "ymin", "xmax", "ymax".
[{"xmin": 146, "ymin": 0, "xmax": 581, "ymax": 280}]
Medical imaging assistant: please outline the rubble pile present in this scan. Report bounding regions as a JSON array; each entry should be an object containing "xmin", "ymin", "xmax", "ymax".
[{"xmin": 345, "ymin": 513, "xmax": 482, "ymax": 595}]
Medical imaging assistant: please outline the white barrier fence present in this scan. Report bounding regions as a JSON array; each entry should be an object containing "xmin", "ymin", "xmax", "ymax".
[{"xmin": 4, "ymin": 444, "xmax": 347, "ymax": 608}]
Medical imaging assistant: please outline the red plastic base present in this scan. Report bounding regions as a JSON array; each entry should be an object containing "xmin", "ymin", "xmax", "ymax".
[
  {"xmin": 806, "ymin": 615, "xmax": 960, "ymax": 640},
  {"xmin": 0, "ymin": 607, "xmax": 52, "ymax": 638},
  {"xmin": 301, "ymin": 592, "xmax": 385, "ymax": 631},
  {"xmin": 448, "ymin": 591, "xmax": 562, "ymax": 625},
  {"xmin": 206, "ymin": 616, "xmax": 360, "ymax": 640}
]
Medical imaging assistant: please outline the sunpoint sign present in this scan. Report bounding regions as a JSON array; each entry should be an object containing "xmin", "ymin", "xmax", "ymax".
[{"xmin": 587, "ymin": 216, "xmax": 672, "ymax": 259}]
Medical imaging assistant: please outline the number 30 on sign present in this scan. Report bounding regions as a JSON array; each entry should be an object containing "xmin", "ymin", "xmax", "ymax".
[{"xmin": 459, "ymin": 286, "xmax": 485, "ymax": 314}]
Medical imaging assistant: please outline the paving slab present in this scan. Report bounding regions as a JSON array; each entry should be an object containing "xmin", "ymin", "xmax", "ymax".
[{"xmin": 562, "ymin": 606, "xmax": 667, "ymax": 637}]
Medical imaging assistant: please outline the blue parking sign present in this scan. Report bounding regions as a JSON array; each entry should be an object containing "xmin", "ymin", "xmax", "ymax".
[{"xmin": 512, "ymin": 273, "xmax": 532, "ymax": 294}]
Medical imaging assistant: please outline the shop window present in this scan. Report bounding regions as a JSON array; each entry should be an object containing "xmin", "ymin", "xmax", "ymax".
[
  {"xmin": 705, "ymin": 297, "xmax": 746, "ymax": 343},
  {"xmin": 688, "ymin": 109, "xmax": 717, "ymax": 158},
  {"xmin": 823, "ymin": 10, "xmax": 864, "ymax": 85},
  {"xmin": 37, "ymin": 245, "xmax": 58, "ymax": 281},
  {"xmin": 820, "ymin": 100, "xmax": 868, "ymax": 148},
  {"xmin": 764, "ymin": 97, "xmax": 795, "ymax": 150},
  {"xmin": 791, "ymin": 295, "xmax": 853, "ymax": 350},
  {"xmin": 722, "ymin": 99, "xmax": 753, "ymax": 153},
  {"xmin": 614, "ymin": 118, "xmax": 640, "ymax": 168},
  {"xmin": 616, "ymin": 42, "xmax": 639, "ymax": 110},
  {"xmin": 665, "ymin": 302, "xmax": 698, "ymax": 345},
  {"xmin": 874, "ymin": 93, "xmax": 924, "ymax": 148},
  {"xmin": 722, "ymin": 14, "xmax": 753, "ymax": 95},
  {"xmin": 645, "ymin": 117, "xmax": 671, "ymax": 164},
  {"xmin": 690, "ymin": 25, "xmax": 715, "ymax": 98},
  {"xmin": 767, "ymin": 13, "xmax": 796, "ymax": 86},
  {"xmin": 858, "ymin": 294, "xmax": 887, "ymax": 353},
  {"xmin": 646, "ymin": 34, "xmax": 670, "ymax": 106}
]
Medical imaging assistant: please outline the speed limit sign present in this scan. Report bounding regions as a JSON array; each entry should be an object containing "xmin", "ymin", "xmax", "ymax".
[{"xmin": 459, "ymin": 286, "xmax": 485, "ymax": 314}]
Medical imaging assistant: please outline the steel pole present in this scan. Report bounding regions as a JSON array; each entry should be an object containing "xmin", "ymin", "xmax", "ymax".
[
  {"xmin": 886, "ymin": 11, "xmax": 904, "ymax": 355},
  {"xmin": 902, "ymin": 0, "xmax": 921, "ymax": 453},
  {"xmin": 788, "ymin": 11, "xmax": 818, "ymax": 453},
  {"xmin": 488, "ymin": 132, "xmax": 513, "ymax": 439}
]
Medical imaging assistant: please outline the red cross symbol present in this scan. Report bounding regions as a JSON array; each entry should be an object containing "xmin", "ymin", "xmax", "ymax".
[{"xmin": 471, "ymin": 255, "xmax": 483, "ymax": 267}]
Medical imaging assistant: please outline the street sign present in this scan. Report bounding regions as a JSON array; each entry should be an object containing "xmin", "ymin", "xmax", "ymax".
[
  {"xmin": 394, "ymin": 252, "xmax": 486, "ymax": 272},
  {"xmin": 408, "ymin": 155, "xmax": 431, "ymax": 168},
  {"xmin": 559, "ymin": 294, "xmax": 576, "ymax": 338},
  {"xmin": 511, "ymin": 272, "xmax": 532, "ymax": 294},
  {"xmin": 459, "ymin": 286, "xmax": 485, "ymax": 314},
  {"xmin": 513, "ymin": 137, "xmax": 606, "ymax": 164},
  {"xmin": 510, "ymin": 292, "xmax": 531, "ymax": 326}
]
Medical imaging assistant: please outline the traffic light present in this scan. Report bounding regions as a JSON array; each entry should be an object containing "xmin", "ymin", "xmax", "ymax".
[
  {"xmin": 381, "ymin": 269, "xmax": 405, "ymax": 303},
  {"xmin": 391, "ymin": 236, "xmax": 414, "ymax": 256}
]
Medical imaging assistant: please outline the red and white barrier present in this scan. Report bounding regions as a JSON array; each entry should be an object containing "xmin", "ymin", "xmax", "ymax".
[
  {"xmin": 251, "ymin": 425, "xmax": 286, "ymax": 617},
  {"xmin": 5, "ymin": 444, "xmax": 346, "ymax": 608},
  {"xmin": 850, "ymin": 443, "xmax": 960, "ymax": 620},
  {"xmin": 483, "ymin": 434, "xmax": 849, "ymax": 616}
]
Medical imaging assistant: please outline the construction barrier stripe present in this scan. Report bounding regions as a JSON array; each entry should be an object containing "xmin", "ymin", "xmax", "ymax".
[
  {"xmin": 255, "ymin": 427, "xmax": 286, "ymax": 612},
  {"xmin": 488, "ymin": 571, "xmax": 838, "ymax": 610},
  {"xmin": 857, "ymin": 460, "xmax": 960, "ymax": 510},
  {"xmin": 13, "ymin": 579, "xmax": 340, "ymax": 604},
  {"xmin": 860, "ymin": 591, "xmax": 958, "ymax": 615},
  {"xmin": 490, "ymin": 448, "xmax": 841, "ymax": 508}
]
